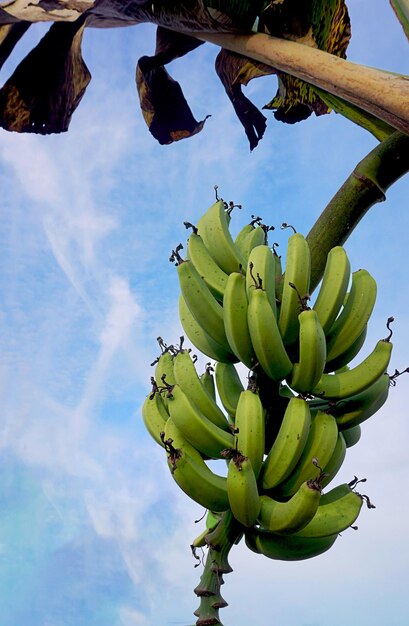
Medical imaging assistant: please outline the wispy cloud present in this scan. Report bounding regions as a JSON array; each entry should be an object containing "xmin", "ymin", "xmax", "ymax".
[
  {"xmin": 119, "ymin": 606, "xmax": 148, "ymax": 626},
  {"xmin": 0, "ymin": 5, "xmax": 409, "ymax": 626}
]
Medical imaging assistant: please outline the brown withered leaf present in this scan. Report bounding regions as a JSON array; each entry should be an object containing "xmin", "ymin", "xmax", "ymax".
[
  {"xmin": 136, "ymin": 27, "xmax": 210, "ymax": 144},
  {"xmin": 215, "ymin": 0, "xmax": 351, "ymax": 142},
  {"xmin": 0, "ymin": 22, "xmax": 31, "ymax": 70},
  {"xmin": 215, "ymin": 48, "xmax": 272, "ymax": 150},
  {"xmin": 262, "ymin": 0, "xmax": 351, "ymax": 122},
  {"xmin": 0, "ymin": 0, "xmax": 352, "ymax": 146},
  {"xmin": 136, "ymin": 60, "xmax": 210, "ymax": 144},
  {"xmin": 0, "ymin": 15, "xmax": 90, "ymax": 133}
]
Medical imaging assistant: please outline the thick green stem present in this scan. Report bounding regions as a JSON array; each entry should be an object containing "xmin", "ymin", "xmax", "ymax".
[
  {"xmin": 390, "ymin": 0, "xmax": 409, "ymax": 40},
  {"xmin": 306, "ymin": 131, "xmax": 409, "ymax": 292},
  {"xmin": 193, "ymin": 511, "xmax": 242, "ymax": 626}
]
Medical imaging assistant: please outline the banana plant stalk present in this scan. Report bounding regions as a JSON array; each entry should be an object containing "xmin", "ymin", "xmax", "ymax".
[
  {"xmin": 390, "ymin": 0, "xmax": 409, "ymax": 39},
  {"xmin": 306, "ymin": 131, "xmax": 409, "ymax": 291},
  {"xmin": 193, "ymin": 510, "xmax": 242, "ymax": 626},
  {"xmin": 192, "ymin": 31, "xmax": 409, "ymax": 136}
]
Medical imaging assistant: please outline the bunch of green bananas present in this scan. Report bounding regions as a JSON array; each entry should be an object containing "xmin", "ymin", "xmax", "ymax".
[{"xmin": 142, "ymin": 195, "xmax": 402, "ymax": 564}]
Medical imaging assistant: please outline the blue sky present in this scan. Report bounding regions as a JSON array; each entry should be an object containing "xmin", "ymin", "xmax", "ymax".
[{"xmin": 1, "ymin": 3, "xmax": 409, "ymax": 625}]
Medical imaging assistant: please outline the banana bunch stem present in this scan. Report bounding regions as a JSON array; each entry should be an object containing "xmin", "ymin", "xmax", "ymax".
[
  {"xmin": 193, "ymin": 511, "xmax": 242, "ymax": 626},
  {"xmin": 254, "ymin": 371, "xmax": 290, "ymax": 449},
  {"xmin": 307, "ymin": 131, "xmax": 409, "ymax": 291}
]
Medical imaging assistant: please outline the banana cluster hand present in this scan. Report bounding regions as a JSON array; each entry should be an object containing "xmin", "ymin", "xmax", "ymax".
[{"xmin": 142, "ymin": 194, "xmax": 406, "ymax": 565}]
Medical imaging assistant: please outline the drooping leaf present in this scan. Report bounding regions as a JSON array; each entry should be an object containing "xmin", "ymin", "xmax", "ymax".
[
  {"xmin": 0, "ymin": 1, "xmax": 92, "ymax": 24},
  {"xmin": 136, "ymin": 27, "xmax": 210, "ymax": 144},
  {"xmin": 206, "ymin": 0, "xmax": 262, "ymax": 28},
  {"xmin": 214, "ymin": 0, "xmax": 352, "ymax": 148},
  {"xmin": 0, "ymin": 16, "xmax": 90, "ymax": 133},
  {"xmin": 215, "ymin": 47, "xmax": 271, "ymax": 150},
  {"xmin": 0, "ymin": 22, "xmax": 30, "ymax": 70},
  {"xmin": 137, "ymin": 59, "xmax": 210, "ymax": 144},
  {"xmin": 0, "ymin": 1, "xmax": 406, "ymax": 146},
  {"xmin": 262, "ymin": 0, "xmax": 351, "ymax": 122}
]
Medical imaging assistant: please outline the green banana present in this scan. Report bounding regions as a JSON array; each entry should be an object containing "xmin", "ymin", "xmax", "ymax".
[
  {"xmin": 197, "ymin": 200, "xmax": 245, "ymax": 273},
  {"xmin": 274, "ymin": 247, "xmax": 284, "ymax": 304},
  {"xmin": 239, "ymin": 225, "xmax": 267, "ymax": 263},
  {"xmin": 311, "ymin": 338, "xmax": 392, "ymax": 400},
  {"xmin": 206, "ymin": 510, "xmax": 222, "ymax": 530},
  {"xmin": 214, "ymin": 362, "xmax": 244, "ymax": 420},
  {"xmin": 173, "ymin": 349, "xmax": 230, "ymax": 432},
  {"xmin": 277, "ymin": 410, "xmax": 338, "ymax": 497},
  {"xmin": 234, "ymin": 387, "xmax": 265, "ymax": 478},
  {"xmin": 245, "ymin": 527, "xmax": 338, "ymax": 561},
  {"xmin": 141, "ymin": 387, "xmax": 169, "ymax": 447},
  {"xmin": 175, "ymin": 256, "xmax": 231, "ymax": 350},
  {"xmin": 278, "ymin": 231, "xmax": 311, "ymax": 346},
  {"xmin": 200, "ymin": 363, "xmax": 216, "ymax": 401},
  {"xmin": 325, "ymin": 324, "xmax": 367, "ymax": 373},
  {"xmin": 261, "ymin": 396, "xmax": 311, "ymax": 490},
  {"xmin": 247, "ymin": 285, "xmax": 293, "ymax": 382},
  {"xmin": 154, "ymin": 349, "xmax": 176, "ymax": 388},
  {"xmin": 294, "ymin": 483, "xmax": 364, "ymax": 538},
  {"xmin": 312, "ymin": 246, "xmax": 351, "ymax": 334},
  {"xmin": 179, "ymin": 295, "xmax": 237, "ymax": 364},
  {"xmin": 246, "ymin": 244, "xmax": 277, "ymax": 317},
  {"xmin": 320, "ymin": 433, "xmax": 347, "ymax": 489},
  {"xmin": 167, "ymin": 383, "xmax": 234, "ymax": 459},
  {"xmin": 166, "ymin": 415, "xmax": 211, "ymax": 466},
  {"xmin": 234, "ymin": 216, "xmax": 262, "ymax": 257},
  {"xmin": 166, "ymin": 445, "xmax": 230, "ymax": 512},
  {"xmin": 191, "ymin": 510, "xmax": 221, "ymax": 548},
  {"xmin": 319, "ymin": 481, "xmax": 351, "ymax": 504},
  {"xmin": 234, "ymin": 223, "xmax": 255, "ymax": 251},
  {"xmin": 223, "ymin": 272, "xmax": 255, "ymax": 368},
  {"xmin": 342, "ymin": 424, "xmax": 362, "ymax": 448},
  {"xmin": 186, "ymin": 227, "xmax": 229, "ymax": 301},
  {"xmin": 226, "ymin": 453, "xmax": 261, "ymax": 527},
  {"xmin": 288, "ymin": 309, "xmax": 327, "ymax": 394},
  {"xmin": 153, "ymin": 347, "xmax": 176, "ymax": 410},
  {"xmin": 321, "ymin": 372, "xmax": 390, "ymax": 430},
  {"xmin": 164, "ymin": 416, "xmax": 206, "ymax": 464},
  {"xmin": 325, "ymin": 269, "xmax": 377, "ymax": 362},
  {"xmin": 257, "ymin": 480, "xmax": 322, "ymax": 534}
]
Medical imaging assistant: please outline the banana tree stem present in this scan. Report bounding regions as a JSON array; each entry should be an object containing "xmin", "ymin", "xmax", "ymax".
[
  {"xmin": 390, "ymin": 0, "xmax": 409, "ymax": 39},
  {"xmin": 306, "ymin": 131, "xmax": 409, "ymax": 291},
  {"xmin": 192, "ymin": 31, "xmax": 409, "ymax": 136},
  {"xmin": 193, "ymin": 511, "xmax": 242, "ymax": 626}
]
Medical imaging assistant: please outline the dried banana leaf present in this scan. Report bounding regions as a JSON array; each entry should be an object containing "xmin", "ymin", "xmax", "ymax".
[
  {"xmin": 262, "ymin": 0, "xmax": 350, "ymax": 122},
  {"xmin": 0, "ymin": 22, "xmax": 30, "ymax": 70},
  {"xmin": 0, "ymin": 0, "xmax": 407, "ymax": 146},
  {"xmin": 0, "ymin": 16, "xmax": 90, "ymax": 133}
]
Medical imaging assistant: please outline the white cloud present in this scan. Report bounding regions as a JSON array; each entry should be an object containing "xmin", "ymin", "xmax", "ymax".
[
  {"xmin": 0, "ymin": 134, "xmax": 63, "ymax": 203},
  {"xmin": 72, "ymin": 275, "xmax": 143, "ymax": 418},
  {"xmin": 119, "ymin": 606, "xmax": 148, "ymax": 626}
]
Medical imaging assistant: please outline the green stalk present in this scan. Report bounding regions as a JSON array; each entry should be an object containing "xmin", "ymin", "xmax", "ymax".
[
  {"xmin": 193, "ymin": 31, "xmax": 409, "ymax": 136},
  {"xmin": 390, "ymin": 0, "xmax": 409, "ymax": 40},
  {"xmin": 306, "ymin": 131, "xmax": 409, "ymax": 292},
  {"xmin": 193, "ymin": 511, "xmax": 242, "ymax": 626}
]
